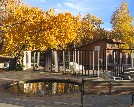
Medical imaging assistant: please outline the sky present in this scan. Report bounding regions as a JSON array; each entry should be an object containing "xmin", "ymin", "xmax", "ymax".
[{"xmin": 23, "ymin": 0, "xmax": 134, "ymax": 31}]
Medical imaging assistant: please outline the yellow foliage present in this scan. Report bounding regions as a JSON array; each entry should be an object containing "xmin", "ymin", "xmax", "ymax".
[
  {"xmin": 73, "ymin": 13, "xmax": 103, "ymax": 46},
  {"xmin": 111, "ymin": 2, "xmax": 134, "ymax": 48},
  {"xmin": 1, "ymin": 1, "xmax": 81, "ymax": 55}
]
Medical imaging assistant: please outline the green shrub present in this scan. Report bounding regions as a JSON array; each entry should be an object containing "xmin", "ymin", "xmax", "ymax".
[{"xmin": 15, "ymin": 64, "xmax": 24, "ymax": 71}]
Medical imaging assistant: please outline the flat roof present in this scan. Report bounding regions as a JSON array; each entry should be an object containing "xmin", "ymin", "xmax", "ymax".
[
  {"xmin": 77, "ymin": 38, "xmax": 125, "ymax": 49},
  {"xmin": 105, "ymin": 38, "xmax": 125, "ymax": 44}
]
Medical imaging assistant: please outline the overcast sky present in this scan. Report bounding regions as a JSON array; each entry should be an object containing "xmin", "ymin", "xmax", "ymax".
[{"xmin": 23, "ymin": 0, "xmax": 134, "ymax": 31}]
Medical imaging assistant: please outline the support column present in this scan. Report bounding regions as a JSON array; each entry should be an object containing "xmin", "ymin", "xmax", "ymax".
[
  {"xmin": 33, "ymin": 52, "xmax": 36, "ymax": 70},
  {"xmin": 28, "ymin": 51, "xmax": 31, "ymax": 69},
  {"xmin": 63, "ymin": 51, "xmax": 65, "ymax": 73},
  {"xmin": 23, "ymin": 51, "xmax": 26, "ymax": 70},
  {"xmin": 23, "ymin": 51, "xmax": 31, "ymax": 70},
  {"xmin": 36, "ymin": 52, "xmax": 40, "ymax": 70},
  {"xmin": 54, "ymin": 51, "xmax": 58, "ymax": 72},
  {"xmin": 68, "ymin": 51, "xmax": 70, "ymax": 73},
  {"xmin": 78, "ymin": 51, "xmax": 80, "ymax": 74}
]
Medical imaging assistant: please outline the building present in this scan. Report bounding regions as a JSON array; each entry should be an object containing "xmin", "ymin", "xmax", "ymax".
[{"xmin": 78, "ymin": 38, "xmax": 125, "ymax": 65}]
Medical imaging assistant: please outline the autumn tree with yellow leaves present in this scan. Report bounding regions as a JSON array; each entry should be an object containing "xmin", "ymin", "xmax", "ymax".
[
  {"xmin": 51, "ymin": 12, "xmax": 81, "ymax": 49},
  {"xmin": 1, "ymin": 1, "xmax": 81, "ymax": 70},
  {"xmin": 2, "ymin": 0, "xmax": 134, "ymax": 56},
  {"xmin": 1, "ymin": 1, "xmax": 81, "ymax": 56},
  {"xmin": 73, "ymin": 13, "xmax": 103, "ymax": 47},
  {"xmin": 2, "ymin": 4, "xmax": 47, "ymax": 55},
  {"xmin": 111, "ymin": 2, "xmax": 134, "ymax": 48}
]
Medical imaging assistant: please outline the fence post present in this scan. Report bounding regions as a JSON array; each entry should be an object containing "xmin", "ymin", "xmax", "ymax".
[
  {"xmin": 93, "ymin": 51, "xmax": 95, "ymax": 76},
  {"xmin": 108, "ymin": 81, "xmax": 112, "ymax": 95},
  {"xmin": 106, "ymin": 50, "xmax": 108, "ymax": 71},
  {"xmin": 98, "ymin": 51, "xmax": 100, "ymax": 77},
  {"xmin": 132, "ymin": 94, "xmax": 134, "ymax": 106},
  {"xmin": 81, "ymin": 78, "xmax": 84, "ymax": 107}
]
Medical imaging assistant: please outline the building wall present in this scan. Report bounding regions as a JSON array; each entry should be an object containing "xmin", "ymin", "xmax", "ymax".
[{"xmin": 78, "ymin": 40, "xmax": 106, "ymax": 65}]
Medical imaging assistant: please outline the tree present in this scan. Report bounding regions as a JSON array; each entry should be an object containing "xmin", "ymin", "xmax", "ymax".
[
  {"xmin": 1, "ymin": 3, "xmax": 54, "ymax": 56},
  {"xmin": 51, "ymin": 12, "xmax": 81, "ymax": 49},
  {"xmin": 111, "ymin": 1, "xmax": 134, "ymax": 48},
  {"xmin": 73, "ymin": 13, "xmax": 103, "ymax": 47},
  {"xmin": 1, "ymin": 0, "xmax": 82, "ymax": 54}
]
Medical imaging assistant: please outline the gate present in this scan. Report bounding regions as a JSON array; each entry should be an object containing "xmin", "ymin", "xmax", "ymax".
[{"xmin": 103, "ymin": 49, "xmax": 134, "ymax": 77}]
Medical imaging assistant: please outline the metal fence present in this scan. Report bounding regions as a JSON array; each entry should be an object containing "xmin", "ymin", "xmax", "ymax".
[
  {"xmin": 103, "ymin": 49, "xmax": 134, "ymax": 77},
  {"xmin": 32, "ymin": 48, "xmax": 134, "ymax": 78}
]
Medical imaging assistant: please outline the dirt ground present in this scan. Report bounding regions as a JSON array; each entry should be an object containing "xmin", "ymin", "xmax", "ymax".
[
  {"xmin": 0, "ymin": 91, "xmax": 132, "ymax": 107},
  {"xmin": 0, "ymin": 70, "xmax": 133, "ymax": 107}
]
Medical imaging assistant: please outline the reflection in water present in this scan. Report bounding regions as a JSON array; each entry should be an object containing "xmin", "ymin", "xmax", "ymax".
[{"xmin": 8, "ymin": 82, "xmax": 80, "ymax": 96}]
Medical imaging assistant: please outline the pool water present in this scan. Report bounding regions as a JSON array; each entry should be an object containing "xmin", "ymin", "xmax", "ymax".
[{"xmin": 7, "ymin": 81, "xmax": 80, "ymax": 96}]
